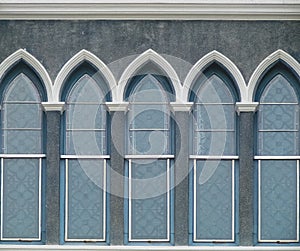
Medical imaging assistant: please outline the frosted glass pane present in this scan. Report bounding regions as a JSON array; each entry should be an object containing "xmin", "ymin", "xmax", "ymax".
[
  {"xmin": 195, "ymin": 131, "xmax": 235, "ymax": 155},
  {"xmin": 66, "ymin": 131, "xmax": 106, "ymax": 155},
  {"xmin": 66, "ymin": 104, "xmax": 106, "ymax": 130},
  {"xmin": 131, "ymin": 160, "xmax": 168, "ymax": 240},
  {"xmin": 67, "ymin": 160, "xmax": 105, "ymax": 240},
  {"xmin": 4, "ymin": 74, "xmax": 40, "ymax": 102},
  {"xmin": 3, "ymin": 103, "xmax": 41, "ymax": 129},
  {"xmin": 130, "ymin": 75, "xmax": 168, "ymax": 103},
  {"xmin": 195, "ymin": 104, "xmax": 235, "ymax": 130},
  {"xmin": 195, "ymin": 160, "xmax": 233, "ymax": 240},
  {"xmin": 129, "ymin": 106, "xmax": 168, "ymax": 130},
  {"xmin": 129, "ymin": 130, "xmax": 169, "ymax": 155},
  {"xmin": 196, "ymin": 75, "xmax": 234, "ymax": 104},
  {"xmin": 258, "ymin": 132, "xmax": 297, "ymax": 156},
  {"xmin": 261, "ymin": 75, "xmax": 298, "ymax": 103},
  {"xmin": 259, "ymin": 105, "xmax": 298, "ymax": 130},
  {"xmin": 3, "ymin": 130, "xmax": 42, "ymax": 154},
  {"xmin": 260, "ymin": 160, "xmax": 297, "ymax": 241},
  {"xmin": 67, "ymin": 75, "xmax": 105, "ymax": 103},
  {"xmin": 2, "ymin": 159, "xmax": 40, "ymax": 239}
]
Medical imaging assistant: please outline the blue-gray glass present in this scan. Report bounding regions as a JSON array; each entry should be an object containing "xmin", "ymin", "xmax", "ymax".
[
  {"xmin": 258, "ymin": 132, "xmax": 297, "ymax": 156},
  {"xmin": 66, "ymin": 74, "xmax": 106, "ymax": 155},
  {"xmin": 196, "ymin": 75, "xmax": 234, "ymax": 104},
  {"xmin": 67, "ymin": 159, "xmax": 105, "ymax": 240},
  {"xmin": 129, "ymin": 105, "xmax": 168, "ymax": 130},
  {"xmin": 260, "ymin": 160, "xmax": 297, "ymax": 241},
  {"xmin": 258, "ymin": 75, "xmax": 299, "ymax": 156},
  {"xmin": 2, "ymin": 74, "xmax": 42, "ymax": 154},
  {"xmin": 130, "ymin": 75, "xmax": 169, "ymax": 103},
  {"xmin": 260, "ymin": 75, "xmax": 298, "ymax": 103},
  {"xmin": 2, "ymin": 159, "xmax": 40, "ymax": 239},
  {"xmin": 195, "ymin": 104, "xmax": 235, "ymax": 130},
  {"xmin": 195, "ymin": 131, "xmax": 235, "ymax": 155},
  {"xmin": 194, "ymin": 75, "xmax": 235, "ymax": 156},
  {"xmin": 129, "ymin": 130, "xmax": 169, "ymax": 155},
  {"xmin": 128, "ymin": 74, "xmax": 170, "ymax": 155},
  {"xmin": 66, "ymin": 131, "xmax": 106, "ymax": 156},
  {"xmin": 131, "ymin": 159, "xmax": 168, "ymax": 240},
  {"xmin": 195, "ymin": 160, "xmax": 233, "ymax": 240}
]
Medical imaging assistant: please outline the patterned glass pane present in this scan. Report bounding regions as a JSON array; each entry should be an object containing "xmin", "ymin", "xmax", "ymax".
[
  {"xmin": 66, "ymin": 131, "xmax": 106, "ymax": 155},
  {"xmin": 3, "ymin": 130, "xmax": 42, "ymax": 154},
  {"xmin": 130, "ymin": 159, "xmax": 168, "ymax": 240},
  {"xmin": 130, "ymin": 75, "xmax": 168, "ymax": 103},
  {"xmin": 258, "ymin": 132, "xmax": 297, "ymax": 156},
  {"xmin": 2, "ymin": 159, "xmax": 40, "ymax": 239},
  {"xmin": 259, "ymin": 105, "xmax": 298, "ymax": 130},
  {"xmin": 129, "ymin": 130, "xmax": 169, "ymax": 155},
  {"xmin": 195, "ymin": 131, "xmax": 235, "ymax": 155},
  {"xmin": 195, "ymin": 160, "xmax": 233, "ymax": 240},
  {"xmin": 67, "ymin": 159, "xmax": 105, "ymax": 240},
  {"xmin": 129, "ymin": 105, "xmax": 168, "ymax": 130},
  {"xmin": 67, "ymin": 75, "xmax": 105, "ymax": 103},
  {"xmin": 195, "ymin": 104, "xmax": 235, "ymax": 130},
  {"xmin": 260, "ymin": 160, "xmax": 297, "ymax": 241},
  {"xmin": 2, "ymin": 74, "xmax": 42, "ymax": 154},
  {"xmin": 67, "ymin": 104, "xmax": 106, "ymax": 130},
  {"xmin": 66, "ymin": 74, "xmax": 106, "ymax": 155},
  {"xmin": 260, "ymin": 75, "xmax": 298, "ymax": 103},
  {"xmin": 196, "ymin": 75, "xmax": 234, "ymax": 104},
  {"xmin": 128, "ymin": 74, "xmax": 170, "ymax": 155}
]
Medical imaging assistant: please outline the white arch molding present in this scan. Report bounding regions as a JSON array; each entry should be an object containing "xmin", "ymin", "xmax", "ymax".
[
  {"xmin": 118, "ymin": 49, "xmax": 182, "ymax": 103},
  {"xmin": 0, "ymin": 49, "xmax": 53, "ymax": 101},
  {"xmin": 183, "ymin": 50, "xmax": 247, "ymax": 103},
  {"xmin": 53, "ymin": 49, "xmax": 117, "ymax": 102},
  {"xmin": 247, "ymin": 49, "xmax": 300, "ymax": 102}
]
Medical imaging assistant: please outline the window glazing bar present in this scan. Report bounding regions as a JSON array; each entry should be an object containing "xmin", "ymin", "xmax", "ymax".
[
  {"xmin": 125, "ymin": 155, "xmax": 174, "ymax": 159},
  {"xmin": 61, "ymin": 155, "xmax": 110, "ymax": 159},
  {"xmin": 190, "ymin": 155, "xmax": 238, "ymax": 160},
  {"xmin": 0, "ymin": 154, "xmax": 46, "ymax": 158},
  {"xmin": 254, "ymin": 156, "xmax": 300, "ymax": 160}
]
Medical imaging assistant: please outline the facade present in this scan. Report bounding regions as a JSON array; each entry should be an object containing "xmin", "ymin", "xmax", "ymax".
[{"xmin": 0, "ymin": 1, "xmax": 299, "ymax": 250}]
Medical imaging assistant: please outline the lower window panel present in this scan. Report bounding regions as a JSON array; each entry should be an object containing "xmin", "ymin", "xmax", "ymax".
[
  {"xmin": 259, "ymin": 160, "xmax": 299, "ymax": 242},
  {"xmin": 1, "ymin": 158, "xmax": 41, "ymax": 240},
  {"xmin": 65, "ymin": 159, "xmax": 106, "ymax": 241},
  {"xmin": 194, "ymin": 160, "xmax": 235, "ymax": 242},
  {"xmin": 129, "ymin": 159, "xmax": 170, "ymax": 242}
]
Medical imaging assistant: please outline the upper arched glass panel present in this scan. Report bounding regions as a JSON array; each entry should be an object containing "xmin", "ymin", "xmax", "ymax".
[
  {"xmin": 2, "ymin": 73, "xmax": 42, "ymax": 154},
  {"xmin": 127, "ymin": 74, "xmax": 172, "ymax": 155},
  {"xmin": 257, "ymin": 74, "xmax": 299, "ymax": 156},
  {"xmin": 193, "ymin": 73, "xmax": 237, "ymax": 156},
  {"xmin": 65, "ymin": 74, "xmax": 107, "ymax": 155}
]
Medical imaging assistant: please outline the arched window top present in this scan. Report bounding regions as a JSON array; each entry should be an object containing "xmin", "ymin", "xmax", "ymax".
[
  {"xmin": 196, "ymin": 74, "xmax": 234, "ymax": 104},
  {"xmin": 4, "ymin": 73, "xmax": 41, "ymax": 103},
  {"xmin": 61, "ymin": 61, "xmax": 111, "ymax": 102},
  {"xmin": 127, "ymin": 74, "xmax": 171, "ymax": 103},
  {"xmin": 260, "ymin": 74, "xmax": 298, "ymax": 104},
  {"xmin": 66, "ymin": 74, "xmax": 105, "ymax": 104}
]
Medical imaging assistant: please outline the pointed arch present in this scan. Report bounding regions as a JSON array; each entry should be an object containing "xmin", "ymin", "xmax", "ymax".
[
  {"xmin": 53, "ymin": 49, "xmax": 117, "ymax": 102},
  {"xmin": 183, "ymin": 50, "xmax": 246, "ymax": 102},
  {"xmin": 0, "ymin": 49, "xmax": 53, "ymax": 101},
  {"xmin": 248, "ymin": 49, "xmax": 300, "ymax": 102},
  {"xmin": 118, "ymin": 49, "xmax": 182, "ymax": 103}
]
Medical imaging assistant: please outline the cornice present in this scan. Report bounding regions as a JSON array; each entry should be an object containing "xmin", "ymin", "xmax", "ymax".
[{"xmin": 0, "ymin": 1, "xmax": 299, "ymax": 20}]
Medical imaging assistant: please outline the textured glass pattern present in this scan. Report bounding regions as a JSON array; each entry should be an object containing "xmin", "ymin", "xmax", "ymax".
[
  {"xmin": 66, "ymin": 74, "xmax": 106, "ymax": 155},
  {"xmin": 258, "ymin": 75, "xmax": 299, "ymax": 156},
  {"xmin": 67, "ymin": 159, "xmax": 105, "ymax": 240},
  {"xmin": 128, "ymin": 74, "xmax": 170, "ymax": 155},
  {"xmin": 2, "ymin": 159, "xmax": 40, "ymax": 239},
  {"xmin": 130, "ymin": 75, "xmax": 168, "ymax": 103},
  {"xmin": 2, "ymin": 74, "xmax": 42, "ymax": 154},
  {"xmin": 260, "ymin": 160, "xmax": 297, "ymax": 241},
  {"xmin": 260, "ymin": 75, "xmax": 298, "ymax": 103},
  {"xmin": 194, "ymin": 75, "xmax": 236, "ymax": 156},
  {"xmin": 195, "ymin": 160, "xmax": 233, "ymax": 240},
  {"xmin": 130, "ymin": 160, "xmax": 168, "ymax": 240}
]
